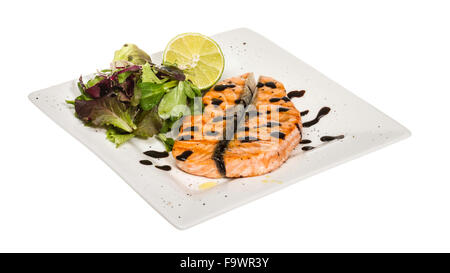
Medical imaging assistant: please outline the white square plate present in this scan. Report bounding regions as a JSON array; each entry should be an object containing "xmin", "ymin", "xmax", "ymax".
[{"xmin": 29, "ymin": 28, "xmax": 410, "ymax": 229}]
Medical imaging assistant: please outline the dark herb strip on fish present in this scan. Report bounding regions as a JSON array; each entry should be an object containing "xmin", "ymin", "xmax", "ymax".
[
  {"xmin": 265, "ymin": 82, "xmax": 277, "ymax": 88},
  {"xmin": 214, "ymin": 84, "xmax": 235, "ymax": 91},
  {"xmin": 143, "ymin": 150, "xmax": 169, "ymax": 158},
  {"xmin": 211, "ymin": 98, "xmax": 223, "ymax": 106},
  {"xmin": 302, "ymin": 107, "xmax": 331, "ymax": 128},
  {"xmin": 175, "ymin": 150, "xmax": 193, "ymax": 161},
  {"xmin": 270, "ymin": 131, "xmax": 286, "ymax": 140},
  {"xmin": 155, "ymin": 165, "xmax": 172, "ymax": 171},
  {"xmin": 287, "ymin": 90, "xmax": 306, "ymax": 99},
  {"xmin": 300, "ymin": 139, "xmax": 312, "ymax": 144},
  {"xmin": 302, "ymin": 146, "xmax": 315, "ymax": 151},
  {"xmin": 212, "ymin": 140, "xmax": 230, "ymax": 176},
  {"xmin": 320, "ymin": 135, "xmax": 345, "ymax": 142},
  {"xmin": 139, "ymin": 160, "xmax": 153, "ymax": 165},
  {"xmin": 300, "ymin": 110, "xmax": 309, "ymax": 116}
]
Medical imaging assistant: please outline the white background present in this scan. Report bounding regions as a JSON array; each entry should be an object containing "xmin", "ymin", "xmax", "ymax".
[{"xmin": 1, "ymin": 0, "xmax": 449, "ymax": 252}]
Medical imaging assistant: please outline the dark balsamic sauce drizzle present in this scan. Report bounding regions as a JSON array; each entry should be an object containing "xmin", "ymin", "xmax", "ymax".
[
  {"xmin": 143, "ymin": 150, "xmax": 169, "ymax": 158},
  {"xmin": 155, "ymin": 165, "xmax": 172, "ymax": 171},
  {"xmin": 300, "ymin": 110, "xmax": 309, "ymax": 116},
  {"xmin": 287, "ymin": 90, "xmax": 305, "ymax": 99},
  {"xmin": 300, "ymin": 139, "xmax": 312, "ymax": 144},
  {"xmin": 139, "ymin": 160, "xmax": 153, "ymax": 165},
  {"xmin": 302, "ymin": 146, "xmax": 315, "ymax": 151},
  {"xmin": 302, "ymin": 107, "xmax": 331, "ymax": 128},
  {"xmin": 176, "ymin": 150, "xmax": 193, "ymax": 161},
  {"xmin": 320, "ymin": 135, "xmax": 345, "ymax": 142}
]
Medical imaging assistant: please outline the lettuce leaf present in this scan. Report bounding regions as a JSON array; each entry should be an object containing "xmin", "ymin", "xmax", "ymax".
[
  {"xmin": 75, "ymin": 96, "xmax": 137, "ymax": 133},
  {"xmin": 106, "ymin": 127, "xmax": 135, "ymax": 147},
  {"xmin": 158, "ymin": 81, "xmax": 187, "ymax": 119},
  {"xmin": 133, "ymin": 108, "xmax": 162, "ymax": 138},
  {"xmin": 113, "ymin": 43, "xmax": 151, "ymax": 65},
  {"xmin": 142, "ymin": 63, "xmax": 165, "ymax": 84},
  {"xmin": 139, "ymin": 81, "xmax": 177, "ymax": 111},
  {"xmin": 156, "ymin": 133, "xmax": 175, "ymax": 152}
]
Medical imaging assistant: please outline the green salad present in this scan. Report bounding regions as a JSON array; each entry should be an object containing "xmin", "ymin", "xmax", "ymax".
[{"xmin": 67, "ymin": 43, "xmax": 202, "ymax": 150}]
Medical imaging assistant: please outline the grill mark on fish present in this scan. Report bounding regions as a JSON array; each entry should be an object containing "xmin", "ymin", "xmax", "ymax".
[
  {"xmin": 277, "ymin": 107, "xmax": 290, "ymax": 112},
  {"xmin": 260, "ymin": 121, "xmax": 281, "ymax": 128},
  {"xmin": 269, "ymin": 97, "xmax": 282, "ymax": 102},
  {"xmin": 256, "ymin": 82, "xmax": 264, "ymax": 88},
  {"xmin": 214, "ymin": 84, "xmax": 235, "ymax": 91},
  {"xmin": 303, "ymin": 107, "xmax": 331, "ymax": 128},
  {"xmin": 265, "ymin": 82, "xmax": 277, "ymax": 88},
  {"xmin": 175, "ymin": 150, "xmax": 193, "ymax": 161},
  {"xmin": 211, "ymin": 98, "xmax": 223, "ymax": 106}
]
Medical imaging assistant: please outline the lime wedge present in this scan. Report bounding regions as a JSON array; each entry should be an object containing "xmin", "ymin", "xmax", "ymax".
[{"xmin": 163, "ymin": 33, "xmax": 224, "ymax": 90}]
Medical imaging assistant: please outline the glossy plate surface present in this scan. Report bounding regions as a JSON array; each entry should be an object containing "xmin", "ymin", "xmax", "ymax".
[{"xmin": 29, "ymin": 28, "xmax": 410, "ymax": 229}]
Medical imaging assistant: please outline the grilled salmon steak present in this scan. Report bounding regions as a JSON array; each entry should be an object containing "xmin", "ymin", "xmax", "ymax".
[{"xmin": 172, "ymin": 74, "xmax": 302, "ymax": 178}]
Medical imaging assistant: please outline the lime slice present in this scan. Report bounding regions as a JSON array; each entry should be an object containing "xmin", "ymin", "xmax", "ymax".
[{"xmin": 163, "ymin": 33, "xmax": 224, "ymax": 90}]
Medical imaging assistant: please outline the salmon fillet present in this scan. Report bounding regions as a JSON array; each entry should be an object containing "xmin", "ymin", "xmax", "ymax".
[{"xmin": 171, "ymin": 74, "xmax": 302, "ymax": 178}]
